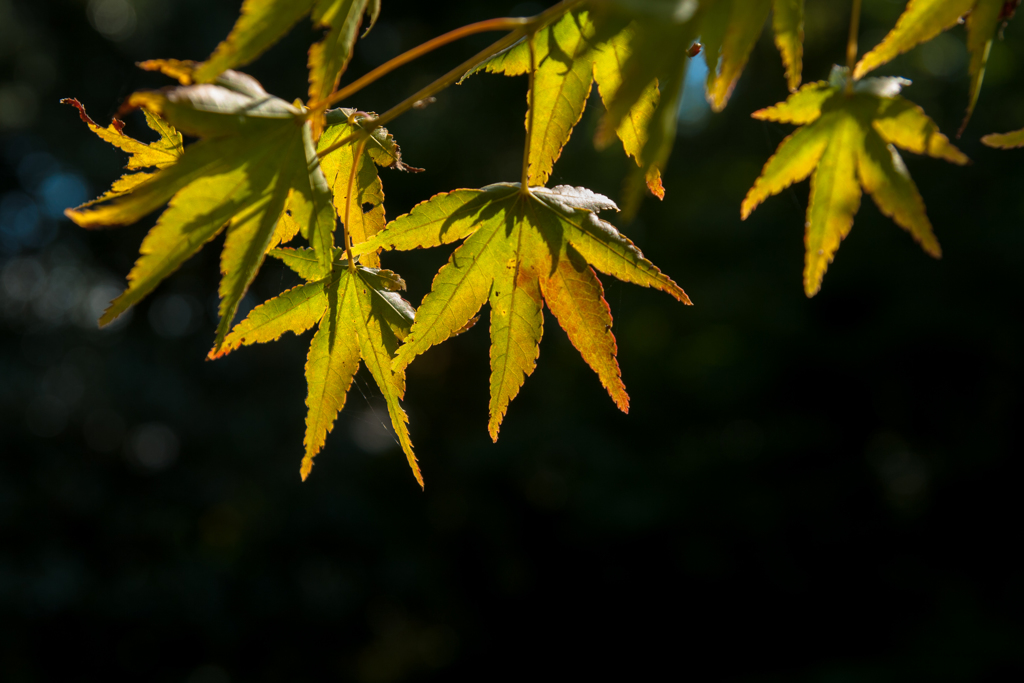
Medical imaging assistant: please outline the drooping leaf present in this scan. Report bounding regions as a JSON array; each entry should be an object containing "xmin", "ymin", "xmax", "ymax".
[
  {"xmin": 63, "ymin": 98, "xmax": 183, "ymax": 204},
  {"xmin": 591, "ymin": 25, "xmax": 664, "ymax": 198},
  {"xmin": 742, "ymin": 67, "xmax": 969, "ymax": 297},
  {"xmin": 599, "ymin": 0, "xmax": 804, "ymax": 123},
  {"xmin": 353, "ymin": 183, "xmax": 690, "ymax": 441},
  {"xmin": 65, "ymin": 71, "xmax": 336, "ymax": 351},
  {"xmin": 214, "ymin": 259, "xmax": 420, "ymax": 485},
  {"xmin": 585, "ymin": 0, "xmax": 806, "ymax": 213},
  {"xmin": 466, "ymin": 11, "xmax": 662, "ymax": 195},
  {"xmin": 191, "ymin": 0, "xmax": 380, "ymax": 117},
  {"xmin": 962, "ymin": 0, "xmax": 1007, "ymax": 134},
  {"xmin": 981, "ymin": 126, "xmax": 1024, "ymax": 148},
  {"xmin": 773, "ymin": 0, "xmax": 805, "ymax": 93},
  {"xmin": 701, "ymin": 0, "xmax": 773, "ymax": 111},
  {"xmin": 854, "ymin": 0, "xmax": 1016, "ymax": 132},
  {"xmin": 591, "ymin": 4, "xmax": 701, "ymax": 214}
]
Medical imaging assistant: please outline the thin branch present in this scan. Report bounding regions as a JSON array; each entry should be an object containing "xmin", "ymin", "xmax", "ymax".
[
  {"xmin": 314, "ymin": 17, "xmax": 530, "ymax": 112},
  {"xmin": 846, "ymin": 0, "xmax": 862, "ymax": 89},
  {"xmin": 317, "ymin": 0, "xmax": 584, "ymax": 161}
]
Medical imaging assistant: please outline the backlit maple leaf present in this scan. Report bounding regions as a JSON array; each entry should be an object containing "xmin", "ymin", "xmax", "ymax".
[
  {"xmin": 353, "ymin": 183, "xmax": 690, "ymax": 440},
  {"xmin": 742, "ymin": 67, "xmax": 969, "ymax": 296}
]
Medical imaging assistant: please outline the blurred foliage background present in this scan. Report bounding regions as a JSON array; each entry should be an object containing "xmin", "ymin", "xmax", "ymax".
[{"xmin": 2, "ymin": 0, "xmax": 1023, "ymax": 680}]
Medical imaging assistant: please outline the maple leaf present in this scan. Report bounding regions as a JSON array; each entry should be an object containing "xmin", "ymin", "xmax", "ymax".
[
  {"xmin": 352, "ymin": 183, "xmax": 690, "ymax": 441},
  {"xmin": 464, "ymin": 11, "xmax": 663, "ymax": 196},
  {"xmin": 65, "ymin": 70, "xmax": 336, "ymax": 351},
  {"xmin": 701, "ymin": 0, "xmax": 805, "ymax": 110},
  {"xmin": 191, "ymin": 0, "xmax": 380, "ymax": 111},
  {"xmin": 741, "ymin": 67, "xmax": 969, "ymax": 297},
  {"xmin": 214, "ymin": 250, "xmax": 421, "ymax": 485},
  {"xmin": 62, "ymin": 98, "xmax": 183, "ymax": 204},
  {"xmin": 318, "ymin": 108, "xmax": 421, "ymax": 269},
  {"xmin": 854, "ymin": 0, "xmax": 1018, "ymax": 134}
]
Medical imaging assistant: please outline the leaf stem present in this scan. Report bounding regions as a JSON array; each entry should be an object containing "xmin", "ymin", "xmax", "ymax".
[
  {"xmin": 846, "ymin": 0, "xmax": 862, "ymax": 89},
  {"xmin": 521, "ymin": 31, "xmax": 537, "ymax": 191},
  {"xmin": 314, "ymin": 17, "xmax": 530, "ymax": 113},
  {"xmin": 343, "ymin": 135, "xmax": 369, "ymax": 272}
]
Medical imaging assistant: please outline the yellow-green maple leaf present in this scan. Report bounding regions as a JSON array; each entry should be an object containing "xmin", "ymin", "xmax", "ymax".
[
  {"xmin": 742, "ymin": 68, "xmax": 969, "ymax": 297},
  {"xmin": 214, "ymin": 252, "xmax": 420, "ymax": 484},
  {"xmin": 191, "ymin": 0, "xmax": 380, "ymax": 112},
  {"xmin": 65, "ymin": 70, "xmax": 336, "ymax": 351},
  {"xmin": 854, "ymin": 0, "xmax": 1016, "ymax": 133},
  {"xmin": 352, "ymin": 183, "xmax": 690, "ymax": 441},
  {"xmin": 62, "ymin": 98, "xmax": 183, "ymax": 204},
  {"xmin": 465, "ymin": 11, "xmax": 662, "ymax": 195}
]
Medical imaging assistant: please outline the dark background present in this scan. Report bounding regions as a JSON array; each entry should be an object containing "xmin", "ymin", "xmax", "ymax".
[{"xmin": 2, "ymin": 1, "xmax": 1022, "ymax": 680}]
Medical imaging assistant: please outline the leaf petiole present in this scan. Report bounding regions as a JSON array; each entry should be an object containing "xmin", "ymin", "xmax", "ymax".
[
  {"xmin": 313, "ymin": 17, "xmax": 531, "ymax": 113},
  {"xmin": 343, "ymin": 131, "xmax": 370, "ymax": 272},
  {"xmin": 846, "ymin": 0, "xmax": 862, "ymax": 92}
]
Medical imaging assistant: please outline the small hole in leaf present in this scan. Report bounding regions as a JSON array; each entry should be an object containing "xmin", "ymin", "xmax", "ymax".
[{"xmin": 361, "ymin": 203, "xmax": 374, "ymax": 214}]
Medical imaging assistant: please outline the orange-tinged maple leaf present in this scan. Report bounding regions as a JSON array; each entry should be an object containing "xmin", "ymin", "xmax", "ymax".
[{"xmin": 353, "ymin": 183, "xmax": 690, "ymax": 441}]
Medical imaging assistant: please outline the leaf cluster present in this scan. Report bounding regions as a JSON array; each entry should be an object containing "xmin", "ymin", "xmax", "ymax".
[{"xmin": 64, "ymin": 0, "xmax": 1019, "ymax": 484}]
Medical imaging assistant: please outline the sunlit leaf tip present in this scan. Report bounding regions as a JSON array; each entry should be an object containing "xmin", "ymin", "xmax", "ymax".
[
  {"xmin": 137, "ymin": 59, "xmax": 199, "ymax": 84},
  {"xmin": 773, "ymin": 0, "xmax": 805, "ymax": 92},
  {"xmin": 981, "ymin": 127, "xmax": 1024, "ymax": 148}
]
